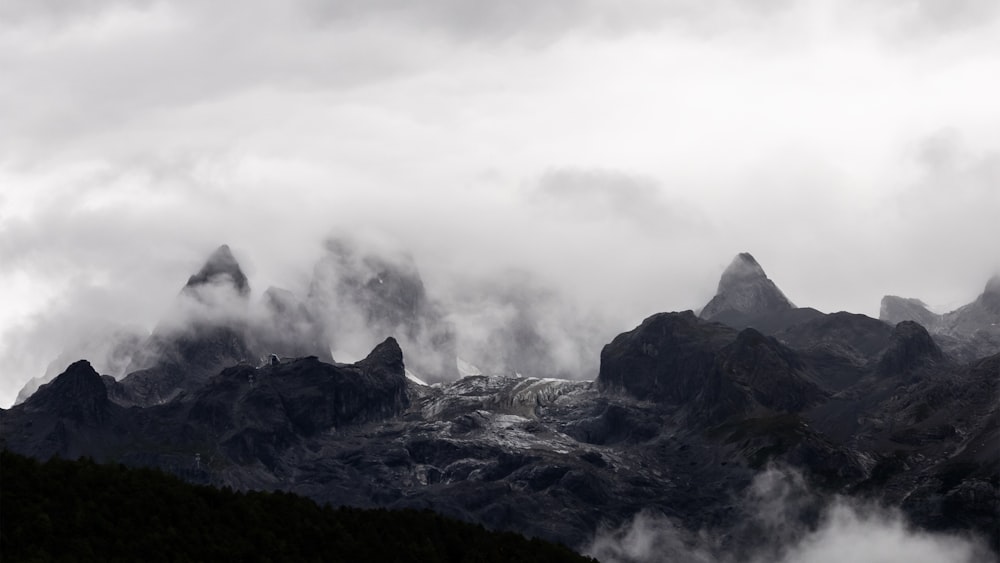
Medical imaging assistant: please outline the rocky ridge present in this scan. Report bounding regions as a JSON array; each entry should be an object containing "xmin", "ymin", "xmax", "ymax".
[
  {"xmin": 881, "ymin": 275, "xmax": 1000, "ymax": 362},
  {"xmin": 2, "ymin": 249, "xmax": 997, "ymax": 554}
]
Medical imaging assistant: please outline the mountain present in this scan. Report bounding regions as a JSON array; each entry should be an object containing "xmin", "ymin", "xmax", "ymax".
[
  {"xmin": 700, "ymin": 253, "xmax": 794, "ymax": 319},
  {"xmin": 699, "ymin": 253, "xmax": 824, "ymax": 333},
  {"xmin": 183, "ymin": 244, "xmax": 250, "ymax": 298},
  {"xmin": 14, "ymin": 324, "xmax": 146, "ymax": 406},
  {"xmin": 5, "ymin": 320, "xmax": 996, "ymax": 552},
  {"xmin": 880, "ymin": 296, "xmax": 940, "ymax": 331},
  {"xmin": 597, "ymin": 311, "xmax": 825, "ymax": 425},
  {"xmin": 2, "ymin": 249, "xmax": 997, "ymax": 556},
  {"xmin": 112, "ymin": 245, "xmax": 257, "ymax": 406},
  {"xmin": 881, "ymin": 275, "xmax": 1000, "ymax": 362},
  {"xmin": 875, "ymin": 320, "xmax": 946, "ymax": 376}
]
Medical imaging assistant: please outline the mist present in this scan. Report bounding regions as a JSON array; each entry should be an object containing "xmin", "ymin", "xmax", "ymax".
[
  {"xmin": 586, "ymin": 466, "xmax": 993, "ymax": 563},
  {"xmin": 2, "ymin": 0, "xmax": 1000, "ymax": 406}
]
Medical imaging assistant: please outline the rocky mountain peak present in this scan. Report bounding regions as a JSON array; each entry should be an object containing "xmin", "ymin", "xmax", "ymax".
[
  {"xmin": 879, "ymin": 296, "xmax": 939, "ymax": 329},
  {"xmin": 358, "ymin": 337, "xmax": 405, "ymax": 378},
  {"xmin": 877, "ymin": 321, "xmax": 945, "ymax": 375},
  {"xmin": 25, "ymin": 360, "xmax": 110, "ymax": 424},
  {"xmin": 184, "ymin": 244, "xmax": 249, "ymax": 296},
  {"xmin": 700, "ymin": 253, "xmax": 794, "ymax": 321}
]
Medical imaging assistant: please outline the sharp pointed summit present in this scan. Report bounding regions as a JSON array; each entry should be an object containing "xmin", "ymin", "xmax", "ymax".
[
  {"xmin": 184, "ymin": 244, "xmax": 249, "ymax": 296},
  {"xmin": 116, "ymin": 244, "xmax": 256, "ymax": 406},
  {"xmin": 700, "ymin": 252, "xmax": 794, "ymax": 322}
]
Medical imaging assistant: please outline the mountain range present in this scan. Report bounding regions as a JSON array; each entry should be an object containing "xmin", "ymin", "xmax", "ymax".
[{"xmin": 2, "ymin": 247, "xmax": 997, "ymax": 556}]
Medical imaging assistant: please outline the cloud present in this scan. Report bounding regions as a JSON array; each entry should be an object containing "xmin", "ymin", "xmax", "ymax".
[
  {"xmin": 531, "ymin": 168, "xmax": 705, "ymax": 235},
  {"xmin": 0, "ymin": 281, "xmax": 149, "ymax": 405},
  {"xmin": 443, "ymin": 269, "xmax": 616, "ymax": 379},
  {"xmin": 871, "ymin": 131, "xmax": 1000, "ymax": 309},
  {"xmin": 1, "ymin": 0, "xmax": 999, "ymax": 405},
  {"xmin": 301, "ymin": 0, "xmax": 798, "ymax": 43},
  {"xmin": 586, "ymin": 466, "xmax": 992, "ymax": 563},
  {"xmin": 855, "ymin": 0, "xmax": 1000, "ymax": 40}
]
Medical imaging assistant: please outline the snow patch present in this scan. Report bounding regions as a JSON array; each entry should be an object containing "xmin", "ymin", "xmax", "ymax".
[
  {"xmin": 456, "ymin": 357, "xmax": 482, "ymax": 377},
  {"xmin": 405, "ymin": 369, "xmax": 429, "ymax": 386}
]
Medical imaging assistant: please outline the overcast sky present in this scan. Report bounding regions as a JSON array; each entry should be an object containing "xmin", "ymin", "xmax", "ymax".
[{"xmin": 1, "ymin": 0, "xmax": 999, "ymax": 406}]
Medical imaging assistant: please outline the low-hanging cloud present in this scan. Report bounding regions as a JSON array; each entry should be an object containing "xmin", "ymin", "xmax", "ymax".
[
  {"xmin": 443, "ymin": 269, "xmax": 616, "ymax": 379},
  {"xmin": 586, "ymin": 466, "xmax": 992, "ymax": 563}
]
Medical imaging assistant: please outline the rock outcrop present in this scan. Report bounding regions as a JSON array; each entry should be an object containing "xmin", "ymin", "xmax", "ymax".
[
  {"xmin": 880, "ymin": 275, "xmax": 1000, "ymax": 362},
  {"xmin": 597, "ymin": 311, "xmax": 824, "ymax": 425},
  {"xmin": 876, "ymin": 321, "xmax": 946, "ymax": 376},
  {"xmin": 21, "ymin": 360, "xmax": 111, "ymax": 425}
]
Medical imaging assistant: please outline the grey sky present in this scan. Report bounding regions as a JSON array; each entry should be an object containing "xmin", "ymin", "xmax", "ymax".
[{"xmin": 1, "ymin": 0, "xmax": 999, "ymax": 406}]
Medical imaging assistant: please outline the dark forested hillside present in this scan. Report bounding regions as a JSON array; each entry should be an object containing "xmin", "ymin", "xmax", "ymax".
[{"xmin": 0, "ymin": 451, "xmax": 595, "ymax": 563}]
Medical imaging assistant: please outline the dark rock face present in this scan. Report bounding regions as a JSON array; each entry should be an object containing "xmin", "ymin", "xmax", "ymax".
[
  {"xmin": 2, "ymin": 339, "xmax": 409, "ymax": 470},
  {"xmin": 22, "ymin": 360, "xmax": 110, "ymax": 425},
  {"xmin": 14, "ymin": 325, "xmax": 146, "ymax": 406},
  {"xmin": 116, "ymin": 323, "xmax": 255, "ymax": 406},
  {"xmin": 700, "ymin": 253, "xmax": 794, "ymax": 321},
  {"xmin": 4, "ymin": 360, "xmax": 125, "ymax": 461},
  {"xmin": 597, "ymin": 312, "xmax": 822, "ymax": 424},
  {"xmin": 721, "ymin": 328, "xmax": 825, "ymax": 412},
  {"xmin": 762, "ymin": 312, "xmax": 898, "ymax": 395},
  {"xmin": 876, "ymin": 321, "xmax": 945, "ymax": 376},
  {"xmin": 776, "ymin": 312, "xmax": 894, "ymax": 361},
  {"xmin": 190, "ymin": 339, "xmax": 408, "ymax": 466},
  {"xmin": 598, "ymin": 311, "xmax": 735, "ymax": 404}
]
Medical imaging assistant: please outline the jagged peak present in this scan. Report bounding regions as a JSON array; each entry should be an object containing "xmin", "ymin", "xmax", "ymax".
[
  {"xmin": 36, "ymin": 360, "xmax": 103, "ymax": 393},
  {"xmin": 357, "ymin": 337, "xmax": 405, "ymax": 377},
  {"xmin": 185, "ymin": 244, "xmax": 249, "ymax": 296},
  {"xmin": 25, "ymin": 360, "xmax": 110, "ymax": 422},
  {"xmin": 700, "ymin": 253, "xmax": 794, "ymax": 320}
]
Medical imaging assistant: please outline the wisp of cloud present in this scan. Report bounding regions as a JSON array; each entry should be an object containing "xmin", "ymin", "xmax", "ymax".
[{"xmin": 586, "ymin": 465, "xmax": 993, "ymax": 563}]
